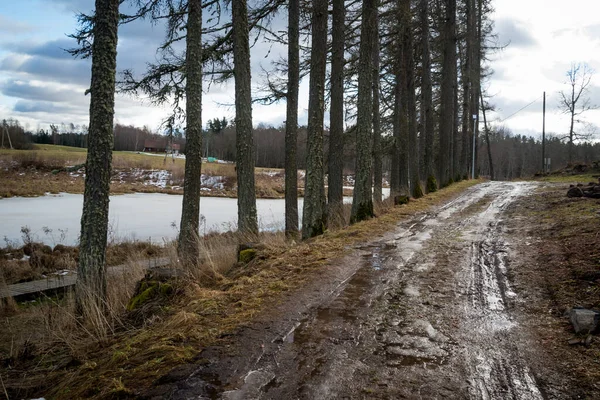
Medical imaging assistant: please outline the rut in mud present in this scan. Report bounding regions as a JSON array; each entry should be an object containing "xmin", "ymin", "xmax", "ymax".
[{"xmin": 151, "ymin": 182, "xmax": 565, "ymax": 400}]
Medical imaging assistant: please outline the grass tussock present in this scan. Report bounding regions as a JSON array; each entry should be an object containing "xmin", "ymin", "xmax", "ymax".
[{"xmin": 536, "ymin": 173, "xmax": 599, "ymax": 184}]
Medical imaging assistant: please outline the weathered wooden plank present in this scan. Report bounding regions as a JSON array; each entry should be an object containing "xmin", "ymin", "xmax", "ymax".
[{"xmin": 0, "ymin": 257, "xmax": 171, "ymax": 300}]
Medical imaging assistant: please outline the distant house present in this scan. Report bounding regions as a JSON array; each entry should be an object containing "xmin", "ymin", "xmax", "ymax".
[{"xmin": 143, "ymin": 139, "xmax": 181, "ymax": 154}]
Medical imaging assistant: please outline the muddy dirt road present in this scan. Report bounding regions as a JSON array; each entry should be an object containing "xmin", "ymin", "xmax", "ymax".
[{"xmin": 152, "ymin": 182, "xmax": 572, "ymax": 399}]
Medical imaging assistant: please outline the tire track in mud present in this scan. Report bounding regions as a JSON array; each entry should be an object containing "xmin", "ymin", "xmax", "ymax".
[
  {"xmin": 460, "ymin": 183, "xmax": 544, "ymax": 400},
  {"xmin": 160, "ymin": 182, "xmax": 548, "ymax": 400}
]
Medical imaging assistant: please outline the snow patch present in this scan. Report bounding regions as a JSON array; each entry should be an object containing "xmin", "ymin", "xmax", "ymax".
[
  {"xmin": 140, "ymin": 169, "xmax": 171, "ymax": 188},
  {"xmin": 260, "ymin": 170, "xmax": 281, "ymax": 177},
  {"xmin": 201, "ymin": 174, "xmax": 225, "ymax": 190}
]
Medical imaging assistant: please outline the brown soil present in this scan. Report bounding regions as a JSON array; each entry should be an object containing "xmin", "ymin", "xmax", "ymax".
[{"xmin": 505, "ymin": 183, "xmax": 600, "ymax": 398}]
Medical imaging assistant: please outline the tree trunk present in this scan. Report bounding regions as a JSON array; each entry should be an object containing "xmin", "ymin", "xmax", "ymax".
[
  {"xmin": 285, "ymin": 0, "xmax": 300, "ymax": 237},
  {"xmin": 459, "ymin": 40, "xmax": 470, "ymax": 180},
  {"xmin": 403, "ymin": 0, "xmax": 421, "ymax": 198},
  {"xmin": 452, "ymin": 58, "xmax": 460, "ymax": 182},
  {"xmin": 76, "ymin": 0, "xmax": 120, "ymax": 315},
  {"xmin": 232, "ymin": 0, "xmax": 258, "ymax": 236},
  {"xmin": 302, "ymin": 0, "xmax": 328, "ymax": 239},
  {"xmin": 419, "ymin": 0, "xmax": 435, "ymax": 189},
  {"xmin": 398, "ymin": 3, "xmax": 409, "ymax": 194},
  {"xmin": 390, "ymin": 73, "xmax": 402, "ymax": 197},
  {"xmin": 569, "ymin": 82, "xmax": 575, "ymax": 164},
  {"xmin": 372, "ymin": 10, "xmax": 383, "ymax": 206},
  {"xmin": 480, "ymin": 91, "xmax": 494, "ymax": 180},
  {"xmin": 459, "ymin": 40, "xmax": 471, "ymax": 178},
  {"xmin": 472, "ymin": 0, "xmax": 482, "ymax": 177},
  {"xmin": 463, "ymin": 0, "xmax": 476, "ymax": 180},
  {"xmin": 569, "ymin": 112, "xmax": 575, "ymax": 164},
  {"xmin": 350, "ymin": 0, "xmax": 377, "ymax": 223},
  {"xmin": 438, "ymin": 0, "xmax": 457, "ymax": 188},
  {"xmin": 327, "ymin": 0, "xmax": 345, "ymax": 228},
  {"xmin": 178, "ymin": 0, "xmax": 203, "ymax": 264}
]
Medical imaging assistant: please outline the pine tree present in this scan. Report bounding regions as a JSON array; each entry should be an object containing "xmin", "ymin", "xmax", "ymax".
[
  {"xmin": 302, "ymin": 0, "xmax": 328, "ymax": 239},
  {"xmin": 285, "ymin": 0, "xmax": 300, "ymax": 237},
  {"xmin": 75, "ymin": 0, "xmax": 120, "ymax": 315},
  {"xmin": 233, "ymin": 0, "xmax": 258, "ymax": 236},
  {"xmin": 327, "ymin": 0, "xmax": 346, "ymax": 228},
  {"xmin": 178, "ymin": 0, "xmax": 203, "ymax": 264},
  {"xmin": 350, "ymin": 0, "xmax": 377, "ymax": 223}
]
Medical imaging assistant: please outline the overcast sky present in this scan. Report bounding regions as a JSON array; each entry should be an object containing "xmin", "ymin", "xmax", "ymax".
[{"xmin": 1, "ymin": 0, "xmax": 599, "ymax": 140}]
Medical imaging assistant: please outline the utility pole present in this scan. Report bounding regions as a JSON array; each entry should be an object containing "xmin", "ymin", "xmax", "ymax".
[
  {"xmin": 542, "ymin": 91, "xmax": 546, "ymax": 173},
  {"xmin": 2, "ymin": 123, "xmax": 13, "ymax": 150},
  {"xmin": 472, "ymin": 114, "xmax": 477, "ymax": 179}
]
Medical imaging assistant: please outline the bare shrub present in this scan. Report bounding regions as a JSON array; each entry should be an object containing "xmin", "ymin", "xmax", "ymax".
[
  {"xmin": 167, "ymin": 163, "xmax": 186, "ymax": 184},
  {"xmin": 374, "ymin": 196, "xmax": 394, "ymax": 216},
  {"xmin": 10, "ymin": 152, "xmax": 69, "ymax": 171},
  {"xmin": 111, "ymin": 157, "xmax": 153, "ymax": 170}
]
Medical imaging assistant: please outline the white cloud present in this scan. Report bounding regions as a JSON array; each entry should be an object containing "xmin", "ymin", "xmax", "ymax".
[
  {"xmin": 487, "ymin": 0, "xmax": 600, "ymax": 139},
  {"xmin": 0, "ymin": 15, "xmax": 34, "ymax": 33},
  {"xmin": 3, "ymin": 0, "xmax": 598, "ymax": 141}
]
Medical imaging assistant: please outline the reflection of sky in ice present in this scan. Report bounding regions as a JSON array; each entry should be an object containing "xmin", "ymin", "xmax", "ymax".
[{"xmin": 0, "ymin": 189, "xmax": 389, "ymax": 246}]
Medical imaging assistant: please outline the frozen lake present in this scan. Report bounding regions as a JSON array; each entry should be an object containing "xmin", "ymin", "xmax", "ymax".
[{"xmin": 0, "ymin": 189, "xmax": 389, "ymax": 246}]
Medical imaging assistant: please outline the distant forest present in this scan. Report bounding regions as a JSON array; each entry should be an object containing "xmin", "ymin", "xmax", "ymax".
[{"xmin": 2, "ymin": 117, "xmax": 599, "ymax": 180}]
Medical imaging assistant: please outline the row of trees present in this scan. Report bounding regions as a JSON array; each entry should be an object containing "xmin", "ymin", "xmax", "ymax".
[
  {"xmin": 70, "ymin": 0, "xmax": 493, "ymax": 315},
  {"xmin": 5, "ymin": 114, "xmax": 599, "ymax": 182},
  {"xmin": 68, "ymin": 0, "xmax": 597, "ymax": 314},
  {"xmin": 291, "ymin": 0, "xmax": 493, "ymax": 232},
  {"xmin": 479, "ymin": 128, "xmax": 600, "ymax": 180}
]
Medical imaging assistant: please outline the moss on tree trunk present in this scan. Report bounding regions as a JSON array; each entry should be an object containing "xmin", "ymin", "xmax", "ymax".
[
  {"xmin": 327, "ymin": 0, "xmax": 346, "ymax": 229},
  {"xmin": 178, "ymin": 0, "xmax": 203, "ymax": 265},
  {"xmin": 233, "ymin": 0, "xmax": 258, "ymax": 236},
  {"xmin": 350, "ymin": 0, "xmax": 377, "ymax": 224},
  {"xmin": 76, "ymin": 0, "xmax": 120, "ymax": 314},
  {"xmin": 302, "ymin": 0, "xmax": 328, "ymax": 239},
  {"xmin": 285, "ymin": 0, "xmax": 300, "ymax": 238}
]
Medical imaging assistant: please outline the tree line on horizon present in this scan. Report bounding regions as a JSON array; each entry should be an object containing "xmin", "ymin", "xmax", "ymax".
[{"xmin": 5, "ymin": 115, "xmax": 600, "ymax": 180}]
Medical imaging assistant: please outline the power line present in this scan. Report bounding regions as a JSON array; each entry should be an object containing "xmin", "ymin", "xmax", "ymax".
[{"xmin": 498, "ymin": 94, "xmax": 545, "ymax": 123}]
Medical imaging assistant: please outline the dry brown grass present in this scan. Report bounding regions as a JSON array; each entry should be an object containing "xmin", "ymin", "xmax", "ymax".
[
  {"xmin": 0, "ymin": 252, "xmax": 149, "ymax": 398},
  {"xmin": 0, "ymin": 144, "xmax": 286, "ymax": 198},
  {"xmin": 0, "ymin": 272, "xmax": 18, "ymax": 315},
  {"xmin": 505, "ymin": 183, "xmax": 600, "ymax": 396},
  {"xmin": 0, "ymin": 241, "xmax": 163, "ymax": 286}
]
